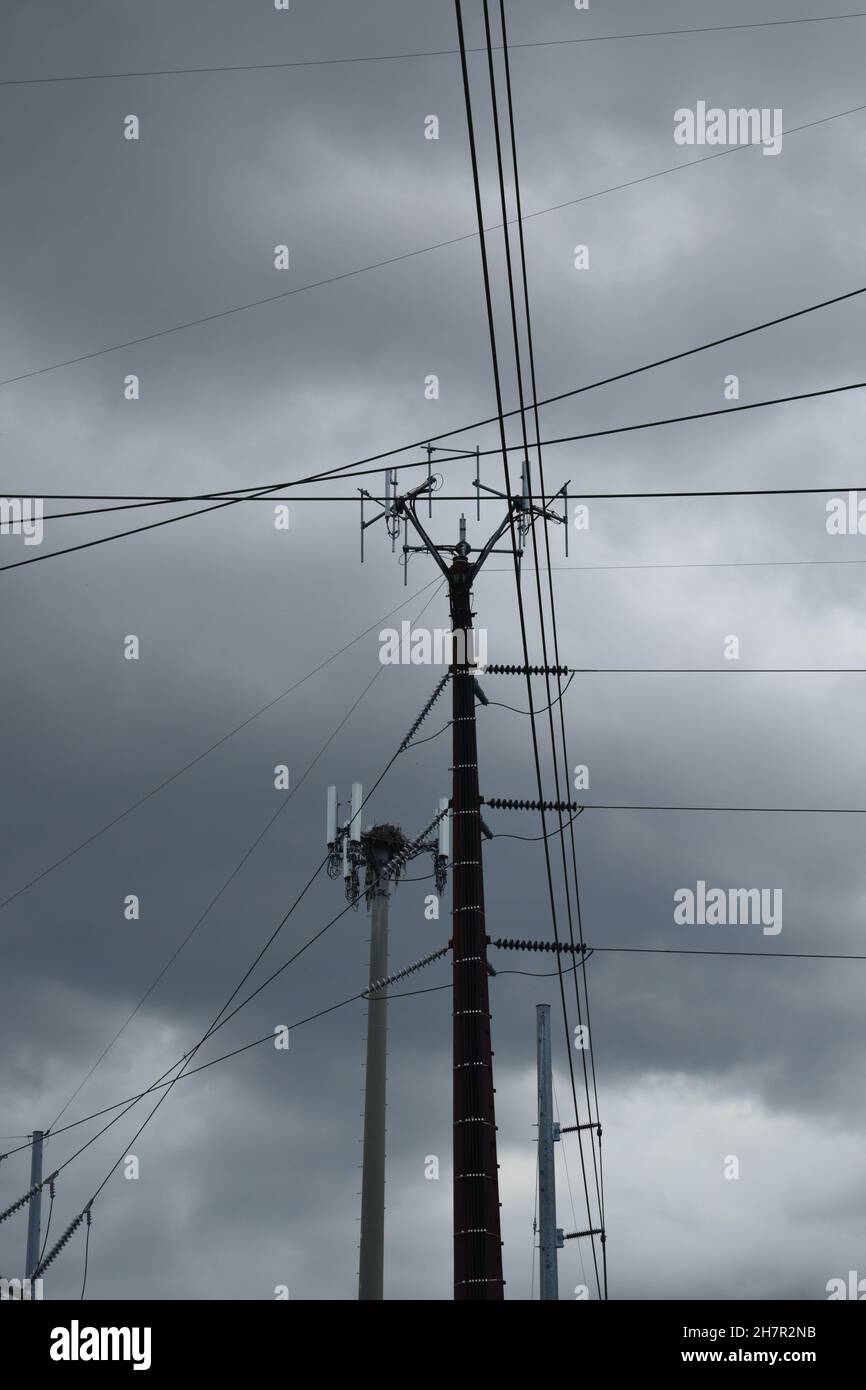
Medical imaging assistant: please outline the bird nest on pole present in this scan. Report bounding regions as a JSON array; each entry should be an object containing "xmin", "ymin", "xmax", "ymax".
[{"xmin": 361, "ymin": 823, "xmax": 410, "ymax": 902}]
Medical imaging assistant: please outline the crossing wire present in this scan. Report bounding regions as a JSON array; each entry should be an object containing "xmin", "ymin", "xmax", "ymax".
[
  {"xmin": 455, "ymin": 0, "xmax": 601, "ymax": 1296},
  {"xmin": 4, "ymin": 378, "xmax": 864, "ymax": 570},
  {"xmin": 482, "ymin": 0, "xmax": 605, "ymax": 1288},
  {"xmin": 44, "ymin": 579, "xmax": 444, "ymax": 1132},
  {"xmin": 38, "ymin": 1178, "xmax": 56, "ymax": 1265},
  {"xmin": 30, "ymin": 805, "xmax": 448, "ymax": 1270},
  {"xmin": 2, "ymin": 103, "xmax": 863, "ymax": 393},
  {"xmin": 19, "ymin": 668, "xmax": 453, "ymax": 1274},
  {"xmin": 6, "ymin": 936, "xmax": 863, "ymax": 1171},
  {"xmin": 504, "ymin": 0, "xmax": 603, "ymax": 1292},
  {"xmin": 3, "ymin": 10, "xmax": 861, "ymax": 1295},
  {"xmin": 475, "ymin": 0, "xmax": 605, "ymax": 1290},
  {"xmin": 0, "ymin": 484, "xmax": 284, "ymax": 574},
  {"xmin": 3, "ymin": 12, "xmax": 865, "ymax": 86},
  {"xmin": 8, "ymin": 291, "xmax": 866, "ymax": 517},
  {"xmin": 23, "ymin": 479, "xmax": 866, "ymax": 518},
  {"xmin": 79, "ymin": 1207, "xmax": 92, "ymax": 1299},
  {"xmin": 10, "ymin": 661, "xmax": 456, "ymax": 1169},
  {"xmin": 4, "ymin": 980, "xmax": 460, "ymax": 1165},
  {"xmin": 494, "ymin": 0, "xmax": 607, "ymax": 1289},
  {"xmin": 0, "ymin": 574, "xmax": 440, "ymax": 920}
]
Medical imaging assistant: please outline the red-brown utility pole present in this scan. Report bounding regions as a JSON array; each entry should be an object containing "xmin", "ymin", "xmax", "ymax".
[{"xmin": 448, "ymin": 541, "xmax": 504, "ymax": 1299}]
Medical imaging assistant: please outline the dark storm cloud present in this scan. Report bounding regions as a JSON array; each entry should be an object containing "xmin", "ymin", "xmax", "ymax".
[{"xmin": 2, "ymin": 0, "xmax": 866, "ymax": 1300}]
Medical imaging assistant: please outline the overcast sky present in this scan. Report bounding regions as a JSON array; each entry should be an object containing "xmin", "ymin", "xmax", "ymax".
[{"xmin": 2, "ymin": 0, "xmax": 866, "ymax": 1301}]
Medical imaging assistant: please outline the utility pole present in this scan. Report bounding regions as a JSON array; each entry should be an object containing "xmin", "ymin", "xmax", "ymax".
[
  {"xmin": 400, "ymin": 481, "xmax": 560, "ymax": 1298},
  {"xmin": 358, "ymin": 828, "xmax": 395, "ymax": 1302},
  {"xmin": 361, "ymin": 466, "xmax": 565, "ymax": 1299},
  {"xmin": 327, "ymin": 785, "xmax": 449, "ymax": 1300},
  {"xmin": 25, "ymin": 1129, "xmax": 43, "ymax": 1281},
  {"xmin": 447, "ymin": 526, "xmax": 504, "ymax": 1300},
  {"xmin": 536, "ymin": 1005, "xmax": 563, "ymax": 1299}
]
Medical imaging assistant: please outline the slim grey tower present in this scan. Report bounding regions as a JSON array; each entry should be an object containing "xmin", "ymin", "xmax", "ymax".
[{"xmin": 536, "ymin": 1005, "xmax": 560, "ymax": 1300}]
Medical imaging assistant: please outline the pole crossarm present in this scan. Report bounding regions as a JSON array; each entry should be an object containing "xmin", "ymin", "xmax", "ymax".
[
  {"xmin": 397, "ymin": 496, "xmax": 454, "ymax": 580},
  {"xmin": 399, "ymin": 492, "xmax": 521, "ymax": 584},
  {"xmin": 365, "ymin": 945, "xmax": 450, "ymax": 997}
]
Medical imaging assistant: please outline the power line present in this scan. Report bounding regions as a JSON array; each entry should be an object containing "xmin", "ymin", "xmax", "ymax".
[
  {"xmin": 485, "ymin": 671, "xmax": 575, "ymax": 715},
  {"xmin": 36, "ymin": 809, "xmax": 450, "ymax": 1274},
  {"xmin": 37, "ymin": 495, "xmax": 278, "ymax": 523},
  {"xmin": 450, "ymin": 0, "xmax": 544, "ymax": 1295},
  {"xmin": 494, "ymin": 557, "xmax": 866, "ymax": 573},
  {"xmin": 498, "ymin": 802, "xmax": 866, "ymax": 814},
  {"xmin": 0, "ymin": 483, "xmax": 284, "ymax": 574},
  {"xmin": 2, "ymin": 108, "xmax": 863, "ymax": 392},
  {"xmin": 402, "ymin": 721, "xmax": 451, "ymax": 750},
  {"xmin": 12, "ymin": 285, "xmax": 866, "ymax": 507},
  {"xmin": 9, "ymin": 394, "xmax": 862, "ymax": 582},
  {"xmin": 324, "ymin": 380, "xmax": 866, "ymax": 487},
  {"xmin": 559, "ymin": 666, "xmax": 866, "ymax": 673},
  {"xmin": 292, "ymin": 284, "xmax": 866, "ymax": 488},
  {"xmin": 23, "ymin": 489, "xmax": 866, "ymax": 544},
  {"xmin": 487, "ymin": 0, "xmax": 602, "ymax": 1242},
  {"xmin": 7, "ymin": 929, "xmax": 862, "ymax": 1170},
  {"xmin": 497, "ymin": 959, "xmax": 585, "ymax": 979},
  {"xmin": 457, "ymin": 0, "xmax": 601, "ymax": 1297},
  {"xmin": 23, "ymin": 481, "xmax": 866, "ymax": 509},
  {"xmin": 488, "ymin": 0, "xmax": 605, "ymax": 1295},
  {"xmin": 201, "ymin": 805, "xmax": 450, "ymax": 1093},
  {"xmin": 44, "ymin": 581, "xmax": 444, "ymax": 1128},
  {"xmin": 476, "ymin": 664, "xmax": 866, "ymax": 675},
  {"xmin": 6, "ymin": 375, "xmax": 865, "ymax": 574},
  {"xmin": 4, "ymin": 12, "xmax": 864, "ymax": 85},
  {"xmin": 592, "ymin": 946, "xmax": 866, "ymax": 961},
  {"xmin": 491, "ymin": 809, "xmax": 584, "ymax": 842},
  {"xmin": 9, "ymin": 687, "xmax": 453, "ymax": 1171},
  {"xmin": 0, "ymin": 576, "xmax": 440, "ymax": 917},
  {"xmin": 247, "ymin": 375, "xmax": 866, "ymax": 492},
  {"xmin": 552, "ymin": 1078, "xmax": 588, "ymax": 1299},
  {"xmin": 79, "ymin": 1209, "xmax": 92, "ymax": 1300},
  {"xmin": 512, "ymin": 102, "xmax": 866, "ymax": 228},
  {"xmin": 22, "ymin": 669, "xmax": 451, "ymax": 1243},
  {"xmin": 4, "ymin": 996, "xmax": 369, "ymax": 1159},
  {"xmin": 38, "ymin": 1180, "xmax": 55, "ymax": 1265},
  {"xmin": 9, "ymin": 8, "xmax": 862, "ymax": 1306},
  {"xmin": 45, "ymin": 622, "xmax": 413, "ymax": 1131},
  {"xmin": 6, "ymin": 967, "xmax": 581, "ymax": 1170},
  {"xmin": 530, "ymin": 485, "xmax": 866, "ymax": 506},
  {"xmin": 519, "ymin": 381, "xmax": 866, "ymax": 452}
]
